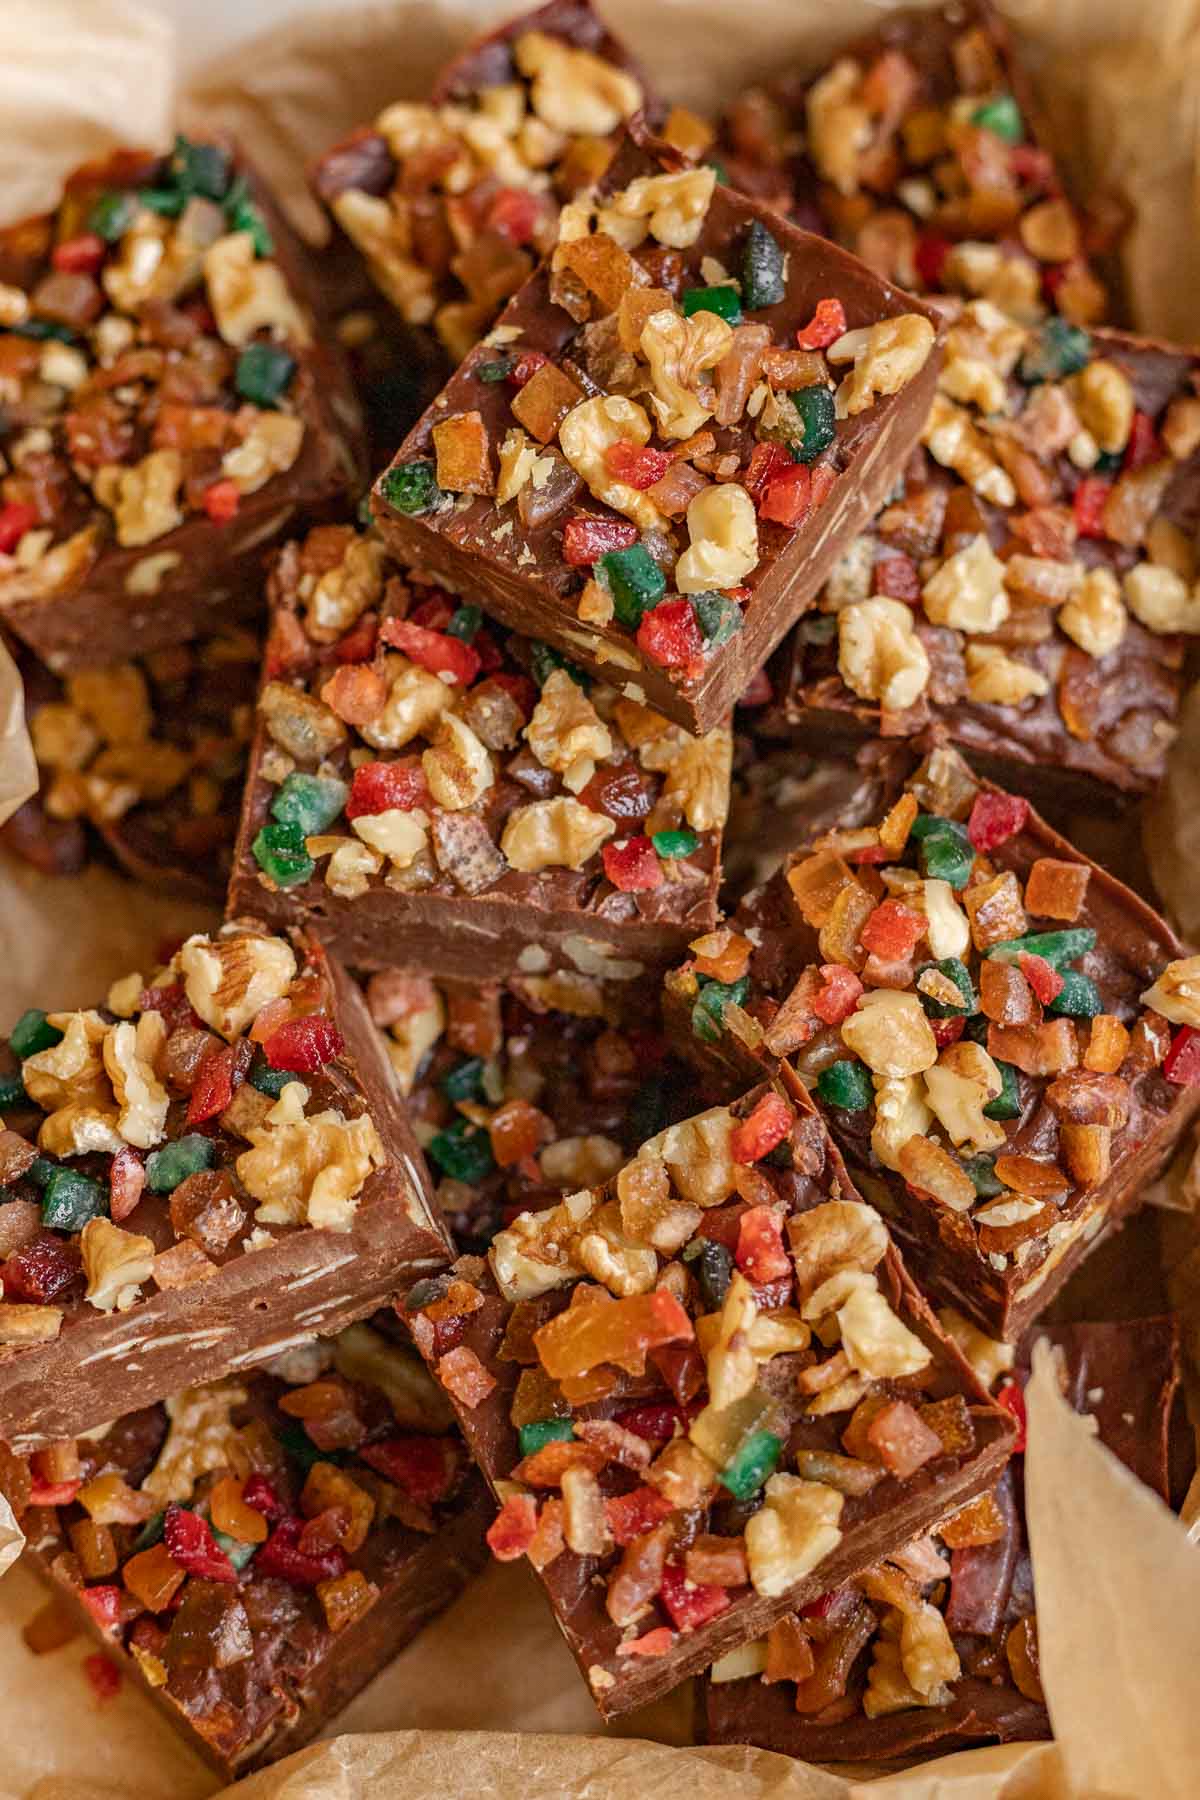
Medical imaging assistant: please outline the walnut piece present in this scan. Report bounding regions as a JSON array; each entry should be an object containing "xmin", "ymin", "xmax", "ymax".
[
  {"xmin": 837, "ymin": 315, "xmax": 935, "ymax": 418},
  {"xmin": 260, "ymin": 681, "xmax": 348, "ymax": 762},
  {"xmin": 838, "ymin": 598, "xmax": 931, "ymax": 712},
  {"xmin": 837, "ymin": 1283, "xmax": 931, "ymax": 1379},
  {"xmin": 422, "ymin": 712, "xmax": 494, "ymax": 810},
  {"xmin": 640, "ymin": 308, "xmax": 732, "ymax": 442},
  {"xmin": 842, "ymin": 990, "xmax": 937, "ymax": 1079},
  {"xmin": 143, "ymin": 1380, "xmax": 250, "ymax": 1502},
  {"xmin": 662, "ymin": 726, "xmax": 732, "ymax": 831},
  {"xmin": 361, "ymin": 659, "xmax": 452, "ymax": 751},
  {"xmin": 81, "ymin": 1218, "xmax": 155, "ymax": 1312},
  {"xmin": 102, "ymin": 1016, "xmax": 169, "ymax": 1149},
  {"xmin": 21, "ymin": 1009, "xmax": 111, "ymax": 1113},
  {"xmin": 675, "ymin": 483, "xmax": 758, "ymax": 593},
  {"xmin": 1123, "ymin": 564, "xmax": 1200, "ymax": 634},
  {"xmin": 923, "ymin": 1040, "xmax": 1007, "ymax": 1152},
  {"xmin": 787, "ymin": 1200, "xmax": 889, "ymax": 1309},
  {"xmin": 744, "ymin": 1473, "xmax": 844, "ymax": 1596},
  {"xmin": 112, "ymin": 449, "xmax": 183, "ymax": 548},
  {"xmin": 178, "ymin": 930, "xmax": 297, "ymax": 1040},
  {"xmin": 922, "ymin": 534, "xmax": 1008, "ymax": 634},
  {"xmin": 385, "ymin": 986, "xmax": 445, "ymax": 1095},
  {"xmin": 236, "ymin": 1108, "xmax": 385, "ymax": 1231},
  {"xmin": 1142, "ymin": 956, "xmax": 1200, "ymax": 1027},
  {"xmin": 600, "ymin": 167, "xmax": 716, "ymax": 250},
  {"xmin": 222, "ymin": 413, "xmax": 304, "ymax": 496},
  {"xmin": 525, "ymin": 669, "xmax": 611, "ymax": 789},
  {"xmin": 964, "ymin": 645, "xmax": 1050, "ymax": 705},
  {"xmin": 514, "ymin": 29, "xmax": 641, "ymax": 135},
  {"xmin": 1059, "ymin": 566, "xmax": 1127, "ymax": 658},
  {"xmin": 203, "ymin": 232, "xmax": 311, "ymax": 349},
  {"xmin": 500, "ymin": 796, "xmax": 615, "ymax": 872},
  {"xmin": 558, "ymin": 394, "xmax": 665, "ymax": 532},
  {"xmin": 640, "ymin": 1105, "xmax": 735, "ymax": 1209},
  {"xmin": 805, "ymin": 60, "xmax": 870, "ymax": 196}
]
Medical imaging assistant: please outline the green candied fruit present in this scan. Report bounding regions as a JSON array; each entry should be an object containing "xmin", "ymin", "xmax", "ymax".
[
  {"xmin": 963, "ymin": 1154, "xmax": 1004, "ymax": 1199},
  {"xmin": 792, "ymin": 385, "xmax": 837, "ymax": 464},
  {"xmin": 985, "ymin": 928, "xmax": 1097, "ymax": 969},
  {"xmin": 137, "ymin": 187, "xmax": 186, "ymax": 217},
  {"xmin": 249, "ymin": 1060, "xmax": 292, "ymax": 1098},
  {"xmin": 235, "ymin": 342, "xmax": 297, "ymax": 408},
  {"xmin": 652, "ymin": 828, "xmax": 700, "ymax": 859},
  {"xmin": 0, "ymin": 1075, "xmax": 25, "ymax": 1111},
  {"xmin": 741, "ymin": 219, "xmax": 786, "ymax": 310},
  {"xmin": 223, "ymin": 175, "xmax": 274, "ymax": 256},
  {"xmin": 1019, "ymin": 317, "xmax": 1092, "ymax": 385},
  {"xmin": 146, "ymin": 1134, "xmax": 214, "ymax": 1194},
  {"xmin": 132, "ymin": 1511, "xmax": 165, "ymax": 1552},
  {"xmin": 916, "ymin": 957, "xmax": 976, "ymax": 1018},
  {"xmin": 816, "ymin": 1057, "xmax": 874, "ymax": 1111},
  {"xmin": 379, "ymin": 459, "xmax": 441, "ymax": 516},
  {"xmin": 27, "ymin": 1156, "xmax": 57, "ymax": 1188},
  {"xmin": 691, "ymin": 974, "xmax": 751, "ymax": 1044},
  {"xmin": 983, "ymin": 1060, "xmax": 1021, "ymax": 1121},
  {"xmin": 719, "ymin": 1428, "xmax": 782, "ymax": 1500},
  {"xmin": 446, "ymin": 605, "xmax": 482, "ymax": 643},
  {"xmin": 270, "ymin": 771, "xmax": 348, "ymax": 836},
  {"xmin": 692, "ymin": 591, "xmax": 743, "ymax": 648},
  {"xmin": 596, "ymin": 544, "xmax": 666, "ymax": 630},
  {"xmin": 626, "ymin": 1073, "xmax": 668, "ymax": 1145},
  {"xmin": 253, "ymin": 821, "xmax": 315, "ymax": 890},
  {"xmin": 440, "ymin": 1056, "xmax": 487, "ymax": 1104},
  {"xmin": 477, "ymin": 356, "xmax": 516, "ymax": 383},
  {"xmin": 87, "ymin": 190, "xmax": 138, "ymax": 242},
  {"xmin": 41, "ymin": 1167, "xmax": 107, "ymax": 1231},
  {"xmin": 211, "ymin": 1527, "xmax": 258, "ymax": 1571},
  {"xmin": 10, "ymin": 1010, "xmax": 63, "ymax": 1059},
  {"xmin": 530, "ymin": 640, "xmax": 588, "ymax": 690},
  {"xmin": 912, "ymin": 816, "xmax": 974, "ymax": 890},
  {"xmin": 428, "ymin": 1118, "xmax": 495, "ymax": 1184},
  {"xmin": 682, "ymin": 284, "xmax": 742, "ymax": 325},
  {"xmin": 170, "ymin": 134, "xmax": 233, "ymax": 201},
  {"xmin": 971, "ymin": 93, "xmax": 1024, "ymax": 144},
  {"xmin": 691, "ymin": 1238, "xmax": 734, "ymax": 1312},
  {"xmin": 276, "ymin": 1419, "xmax": 340, "ymax": 1472},
  {"xmin": 517, "ymin": 1418, "xmax": 574, "ymax": 1457},
  {"xmin": 1047, "ymin": 969, "xmax": 1103, "ymax": 1018}
]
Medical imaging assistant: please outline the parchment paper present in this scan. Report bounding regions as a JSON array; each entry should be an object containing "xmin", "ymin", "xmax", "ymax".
[{"xmin": 2, "ymin": 0, "xmax": 1200, "ymax": 1795}]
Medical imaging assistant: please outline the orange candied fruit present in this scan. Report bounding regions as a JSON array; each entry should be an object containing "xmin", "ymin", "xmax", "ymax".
[{"xmin": 534, "ymin": 1289, "xmax": 693, "ymax": 1383}]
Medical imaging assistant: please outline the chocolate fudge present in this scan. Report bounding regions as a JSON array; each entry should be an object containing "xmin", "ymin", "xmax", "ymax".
[
  {"xmin": 371, "ymin": 136, "xmax": 944, "ymax": 734},
  {"xmin": 313, "ymin": 0, "xmax": 662, "ymax": 364},
  {"xmin": 9, "ymin": 1317, "xmax": 490, "ymax": 1780},
  {"xmin": 719, "ymin": 0, "xmax": 1111, "ymax": 326},
  {"xmin": 403, "ymin": 1079, "xmax": 1015, "ymax": 1717},
  {"xmin": 6, "ymin": 625, "xmax": 258, "ymax": 900},
  {"xmin": 0, "ymin": 138, "xmax": 363, "ymax": 675},
  {"xmin": 703, "ymin": 1314, "xmax": 1186, "ymax": 1762},
  {"xmin": 0, "ymin": 925, "xmax": 450, "ymax": 1447},
  {"xmin": 764, "ymin": 311, "xmax": 1199, "ymax": 806},
  {"xmin": 664, "ymin": 747, "xmax": 1200, "ymax": 1339},
  {"xmin": 227, "ymin": 523, "xmax": 730, "ymax": 982}
]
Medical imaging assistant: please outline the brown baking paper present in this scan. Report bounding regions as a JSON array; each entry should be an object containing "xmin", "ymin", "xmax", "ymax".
[{"xmin": 3, "ymin": 0, "xmax": 1200, "ymax": 1795}]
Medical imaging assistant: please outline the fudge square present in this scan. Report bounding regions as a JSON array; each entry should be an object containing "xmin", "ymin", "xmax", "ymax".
[
  {"xmin": 663, "ymin": 747, "xmax": 1200, "ymax": 1340},
  {"xmin": 765, "ymin": 308, "xmax": 1200, "ymax": 806},
  {"xmin": 9, "ymin": 1315, "xmax": 491, "ymax": 1781},
  {"xmin": 227, "ymin": 523, "xmax": 731, "ymax": 983},
  {"xmin": 0, "ymin": 925, "xmax": 451, "ymax": 1447},
  {"xmin": 703, "ymin": 1313, "xmax": 1187, "ymax": 1762},
  {"xmin": 403, "ymin": 1078, "xmax": 1015, "ymax": 1717},
  {"xmin": 371, "ymin": 136, "xmax": 943, "ymax": 735},
  {"xmin": 313, "ymin": 0, "xmax": 664, "ymax": 364},
  {"xmin": 718, "ymin": 0, "xmax": 1110, "ymax": 327},
  {"xmin": 0, "ymin": 137, "xmax": 363, "ymax": 674}
]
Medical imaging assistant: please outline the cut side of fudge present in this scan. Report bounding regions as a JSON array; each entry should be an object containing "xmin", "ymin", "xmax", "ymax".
[
  {"xmin": 719, "ymin": 0, "xmax": 1111, "ymax": 326},
  {"xmin": 372, "ymin": 135, "xmax": 943, "ymax": 734},
  {"xmin": 313, "ymin": 0, "xmax": 665, "ymax": 364},
  {"xmin": 0, "ymin": 925, "xmax": 450, "ymax": 1445},
  {"xmin": 703, "ymin": 1314, "xmax": 1187, "ymax": 1761},
  {"xmin": 403, "ymin": 1079, "xmax": 1015, "ymax": 1718},
  {"xmin": 227, "ymin": 523, "xmax": 730, "ymax": 983},
  {"xmin": 8, "ymin": 1316, "xmax": 489, "ymax": 1780},
  {"xmin": 0, "ymin": 138, "xmax": 363, "ymax": 673},
  {"xmin": 664, "ymin": 747, "xmax": 1200, "ymax": 1339},
  {"xmin": 766, "ymin": 311, "xmax": 1199, "ymax": 806}
]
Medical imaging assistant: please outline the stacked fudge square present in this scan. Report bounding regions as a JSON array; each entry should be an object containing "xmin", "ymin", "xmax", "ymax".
[{"xmin": 2, "ymin": 0, "xmax": 1200, "ymax": 1779}]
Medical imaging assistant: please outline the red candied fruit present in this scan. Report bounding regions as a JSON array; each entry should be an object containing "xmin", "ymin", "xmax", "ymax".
[
  {"xmin": 108, "ymin": 1146, "xmax": 146, "ymax": 1223},
  {"xmin": 873, "ymin": 553, "xmax": 920, "ymax": 602},
  {"xmin": 795, "ymin": 297, "xmax": 847, "ymax": 349},
  {"xmin": 744, "ymin": 440, "xmax": 792, "ymax": 504},
  {"xmin": 408, "ymin": 591, "xmax": 456, "ymax": 631},
  {"xmin": 968, "ymin": 791, "xmax": 1030, "ymax": 853},
  {"xmin": 915, "ymin": 232, "xmax": 951, "ymax": 289},
  {"xmin": 186, "ymin": 1040, "xmax": 251, "ymax": 1126},
  {"xmin": 729, "ymin": 1091, "xmax": 793, "ymax": 1164},
  {"xmin": 137, "ymin": 984, "xmax": 200, "ymax": 1034},
  {"xmin": 333, "ymin": 610, "xmax": 379, "ymax": 663},
  {"xmin": 735, "ymin": 1205, "xmax": 791, "ymax": 1282},
  {"xmin": 996, "ymin": 1379, "xmax": 1027, "ymax": 1453},
  {"xmin": 861, "ymin": 898, "xmax": 926, "ymax": 960},
  {"xmin": 658, "ymin": 1559, "xmax": 729, "ymax": 1631},
  {"xmin": 614, "ymin": 1403, "xmax": 683, "ymax": 1443},
  {"xmin": 605, "ymin": 1485, "xmax": 675, "ymax": 1547},
  {"xmin": 602, "ymin": 835, "xmax": 663, "ymax": 892},
  {"xmin": 486, "ymin": 1492, "xmax": 537, "ymax": 1561},
  {"xmin": 562, "ymin": 514, "xmax": 639, "ymax": 566},
  {"xmin": 2, "ymin": 1233, "xmax": 82, "ymax": 1303},
  {"xmin": 1164, "ymin": 1026, "xmax": 1200, "ymax": 1087},
  {"xmin": 380, "ymin": 618, "xmax": 481, "ymax": 685},
  {"xmin": 507, "ymin": 350, "xmax": 548, "ymax": 389},
  {"xmin": 359, "ymin": 1435, "xmax": 455, "ymax": 1506},
  {"xmin": 51, "ymin": 233, "xmax": 105, "ymax": 274},
  {"xmin": 83, "ymin": 1652, "xmax": 121, "ymax": 1702},
  {"xmin": 0, "ymin": 501, "xmax": 37, "ymax": 555},
  {"xmin": 616, "ymin": 1626, "xmax": 674, "ymax": 1657},
  {"xmin": 261, "ymin": 1014, "xmax": 343, "ymax": 1074},
  {"xmin": 79, "ymin": 1586, "xmax": 124, "ymax": 1633},
  {"xmin": 202, "ymin": 479, "xmax": 240, "ymax": 524},
  {"xmin": 29, "ymin": 1476, "xmax": 81, "ymax": 1506},
  {"xmin": 345, "ymin": 759, "xmax": 430, "ymax": 819},
  {"xmin": 241, "ymin": 1473, "xmax": 285, "ymax": 1520},
  {"xmin": 1018, "ymin": 952, "xmax": 1064, "ymax": 1006},
  {"xmin": 162, "ymin": 1504, "xmax": 237, "ymax": 1582},
  {"xmin": 758, "ymin": 462, "xmax": 811, "ymax": 528},
  {"xmin": 812, "ymin": 964, "xmax": 863, "ymax": 1025},
  {"xmin": 604, "ymin": 441, "xmax": 672, "ymax": 490},
  {"xmin": 931, "ymin": 1016, "xmax": 966, "ymax": 1048},
  {"xmin": 487, "ymin": 186, "xmax": 540, "ymax": 245},
  {"xmin": 257, "ymin": 1515, "xmax": 349, "ymax": 1585},
  {"xmin": 1123, "ymin": 411, "xmax": 1160, "ymax": 472},
  {"xmin": 637, "ymin": 597, "xmax": 703, "ymax": 671},
  {"xmin": 810, "ymin": 463, "xmax": 837, "ymax": 510},
  {"xmin": 1072, "ymin": 476, "xmax": 1112, "ymax": 539}
]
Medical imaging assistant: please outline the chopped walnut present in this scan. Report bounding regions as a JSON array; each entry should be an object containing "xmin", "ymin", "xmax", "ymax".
[
  {"xmin": 203, "ymin": 232, "xmax": 311, "ymax": 348},
  {"xmin": 361, "ymin": 659, "xmax": 453, "ymax": 751},
  {"xmin": 806, "ymin": 60, "xmax": 870, "ymax": 195},
  {"xmin": 922, "ymin": 394, "xmax": 1015, "ymax": 506},
  {"xmin": 641, "ymin": 1105, "xmax": 735, "ymax": 1208},
  {"xmin": 640, "ymin": 308, "xmax": 733, "ymax": 442},
  {"xmin": 81, "ymin": 1218, "xmax": 155, "ymax": 1313},
  {"xmin": 838, "ymin": 1283, "xmax": 931, "ymax": 1380},
  {"xmin": 838, "ymin": 599, "xmax": 931, "ymax": 712},
  {"xmin": 111, "ymin": 448, "xmax": 183, "ymax": 548},
  {"xmin": 837, "ymin": 315, "xmax": 935, "ymax": 418},
  {"xmin": 332, "ymin": 189, "xmax": 435, "ymax": 325},
  {"xmin": 37, "ymin": 1102, "xmax": 123, "ymax": 1158},
  {"xmin": 1142, "ymin": 956, "xmax": 1200, "ymax": 1028},
  {"xmin": 661, "ymin": 727, "xmax": 732, "ymax": 831},
  {"xmin": 422, "ymin": 712, "xmax": 494, "ymax": 810},
  {"xmin": 178, "ymin": 931, "xmax": 297, "ymax": 1040},
  {"xmin": 574, "ymin": 1202, "xmax": 658, "ymax": 1297},
  {"xmin": 351, "ymin": 808, "xmax": 430, "ymax": 869},
  {"xmin": 1071, "ymin": 359, "xmax": 1134, "ymax": 455},
  {"xmin": 525, "ymin": 669, "xmax": 612, "ymax": 790},
  {"xmin": 222, "ymin": 412, "xmax": 304, "ymax": 495},
  {"xmin": 102, "ymin": 1017, "xmax": 169, "ymax": 1150},
  {"xmin": 921, "ymin": 534, "xmax": 1008, "ymax": 634},
  {"xmin": 600, "ymin": 167, "xmax": 716, "ymax": 250},
  {"xmin": 324, "ymin": 837, "xmax": 384, "ymax": 898},
  {"xmin": 704, "ymin": 1269, "xmax": 759, "ymax": 1409},
  {"xmin": 964, "ymin": 645, "xmax": 1050, "ymax": 705},
  {"xmin": 871, "ymin": 1074, "xmax": 934, "ymax": 1174},
  {"xmin": 260, "ymin": 681, "xmax": 348, "ymax": 763},
  {"xmin": 1123, "ymin": 564, "xmax": 1200, "ymax": 634},
  {"xmin": 384, "ymin": 986, "xmax": 445, "ymax": 1095},
  {"xmin": 675, "ymin": 483, "xmax": 758, "ymax": 593},
  {"xmin": 1059, "ymin": 566, "xmax": 1127, "ymax": 658},
  {"xmin": 236, "ymin": 1107, "xmax": 385, "ymax": 1231},
  {"xmin": 842, "ymin": 990, "xmax": 937, "ymax": 1079},
  {"xmin": 489, "ymin": 1194, "xmax": 589, "ymax": 1302},
  {"xmin": 143, "ymin": 1380, "xmax": 250, "ymax": 1502},
  {"xmin": 513, "ymin": 28, "xmax": 641, "ymax": 134},
  {"xmin": 744, "ymin": 1473, "xmax": 844, "ymax": 1597},
  {"xmin": 501, "ymin": 796, "xmax": 615, "ymax": 872},
  {"xmin": 787, "ymin": 1200, "xmax": 889, "ymax": 1310},
  {"xmin": 496, "ymin": 427, "xmax": 539, "ymax": 505},
  {"xmin": 31, "ymin": 703, "xmax": 99, "ymax": 771},
  {"xmin": 938, "ymin": 1307, "xmax": 1015, "ymax": 1389},
  {"xmin": 0, "ymin": 1304, "xmax": 62, "ymax": 1343},
  {"xmin": 305, "ymin": 535, "xmax": 385, "ymax": 643},
  {"xmin": 558, "ymin": 395, "xmax": 665, "ymax": 532},
  {"xmin": 21, "ymin": 1010, "xmax": 111, "ymax": 1113},
  {"xmin": 923, "ymin": 1040, "xmax": 1006, "ymax": 1152}
]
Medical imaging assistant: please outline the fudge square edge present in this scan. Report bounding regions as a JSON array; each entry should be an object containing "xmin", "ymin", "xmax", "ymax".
[{"xmin": 371, "ymin": 133, "xmax": 944, "ymax": 734}]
